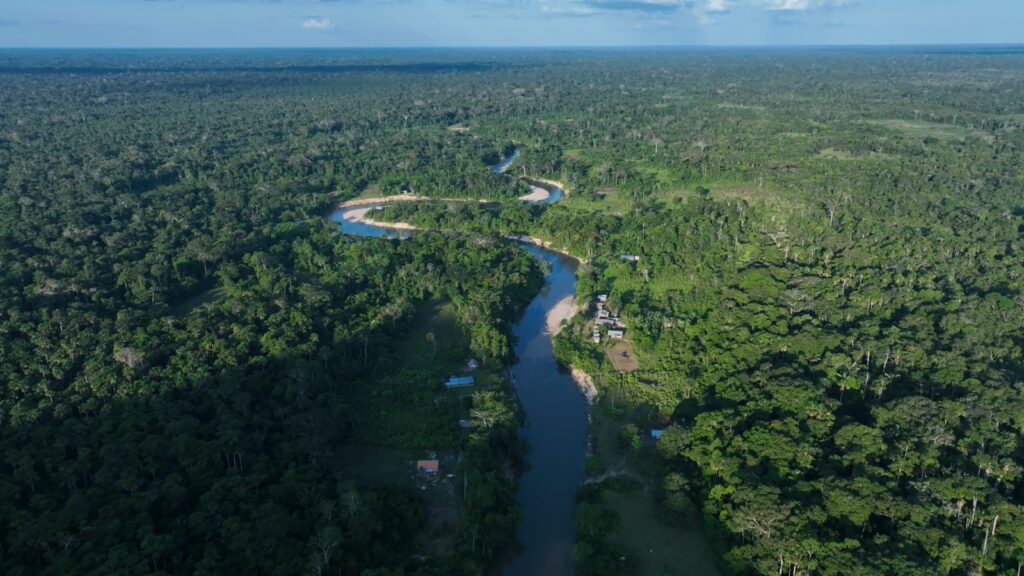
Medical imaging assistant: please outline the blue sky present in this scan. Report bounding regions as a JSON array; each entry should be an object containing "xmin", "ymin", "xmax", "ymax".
[{"xmin": 0, "ymin": 0, "xmax": 1021, "ymax": 48}]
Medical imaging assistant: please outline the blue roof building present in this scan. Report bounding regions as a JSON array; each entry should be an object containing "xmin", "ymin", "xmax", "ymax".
[{"xmin": 445, "ymin": 375, "xmax": 476, "ymax": 388}]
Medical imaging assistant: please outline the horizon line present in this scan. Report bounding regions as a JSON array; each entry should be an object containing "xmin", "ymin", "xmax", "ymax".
[{"xmin": 1, "ymin": 42, "xmax": 1023, "ymax": 51}]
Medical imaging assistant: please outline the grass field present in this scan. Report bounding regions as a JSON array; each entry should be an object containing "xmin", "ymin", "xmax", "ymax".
[
  {"xmin": 868, "ymin": 118, "xmax": 990, "ymax": 141},
  {"xmin": 590, "ymin": 404, "xmax": 721, "ymax": 576},
  {"xmin": 603, "ymin": 489, "xmax": 721, "ymax": 576},
  {"xmin": 396, "ymin": 300, "xmax": 470, "ymax": 372}
]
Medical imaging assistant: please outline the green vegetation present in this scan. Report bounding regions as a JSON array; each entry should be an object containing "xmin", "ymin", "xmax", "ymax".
[
  {"xmin": 0, "ymin": 52, "xmax": 545, "ymax": 575},
  {"xmin": 367, "ymin": 50, "xmax": 1024, "ymax": 575},
  {"xmin": 2, "ymin": 47, "xmax": 1023, "ymax": 575}
]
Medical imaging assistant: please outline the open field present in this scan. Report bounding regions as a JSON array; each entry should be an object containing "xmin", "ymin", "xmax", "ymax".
[
  {"xmin": 603, "ymin": 489, "xmax": 721, "ymax": 576},
  {"xmin": 588, "ymin": 404, "xmax": 721, "ymax": 576},
  {"xmin": 606, "ymin": 340, "xmax": 640, "ymax": 373},
  {"xmin": 867, "ymin": 118, "xmax": 990, "ymax": 141}
]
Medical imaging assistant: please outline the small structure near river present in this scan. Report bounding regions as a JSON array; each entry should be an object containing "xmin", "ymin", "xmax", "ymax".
[{"xmin": 444, "ymin": 375, "xmax": 476, "ymax": 389}]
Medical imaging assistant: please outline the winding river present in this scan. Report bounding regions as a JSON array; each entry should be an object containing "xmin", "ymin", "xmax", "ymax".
[
  {"xmin": 492, "ymin": 148, "xmax": 520, "ymax": 174},
  {"xmin": 329, "ymin": 155, "xmax": 587, "ymax": 575}
]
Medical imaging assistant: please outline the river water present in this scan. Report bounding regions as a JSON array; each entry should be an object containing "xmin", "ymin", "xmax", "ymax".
[
  {"xmin": 502, "ymin": 246, "xmax": 587, "ymax": 576},
  {"xmin": 330, "ymin": 165, "xmax": 587, "ymax": 574},
  {"xmin": 492, "ymin": 149, "xmax": 520, "ymax": 174}
]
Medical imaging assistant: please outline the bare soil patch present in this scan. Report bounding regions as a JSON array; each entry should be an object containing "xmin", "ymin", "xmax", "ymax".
[{"xmin": 606, "ymin": 340, "xmax": 640, "ymax": 373}]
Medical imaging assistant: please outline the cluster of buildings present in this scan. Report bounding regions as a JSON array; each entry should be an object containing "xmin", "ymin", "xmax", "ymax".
[{"xmin": 591, "ymin": 293, "xmax": 627, "ymax": 343}]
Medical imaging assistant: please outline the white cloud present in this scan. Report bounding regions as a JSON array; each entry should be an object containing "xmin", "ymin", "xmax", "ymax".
[
  {"xmin": 541, "ymin": 4, "xmax": 600, "ymax": 15},
  {"xmin": 302, "ymin": 17, "xmax": 335, "ymax": 30},
  {"xmin": 537, "ymin": 0, "xmax": 846, "ymax": 20},
  {"xmin": 687, "ymin": 0, "xmax": 848, "ymax": 23},
  {"xmin": 705, "ymin": 0, "xmax": 730, "ymax": 13},
  {"xmin": 762, "ymin": 0, "xmax": 848, "ymax": 11}
]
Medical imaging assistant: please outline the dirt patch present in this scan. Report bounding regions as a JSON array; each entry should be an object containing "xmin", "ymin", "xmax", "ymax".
[{"xmin": 606, "ymin": 340, "xmax": 640, "ymax": 373}]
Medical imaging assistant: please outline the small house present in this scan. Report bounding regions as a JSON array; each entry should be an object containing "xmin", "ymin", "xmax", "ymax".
[
  {"xmin": 466, "ymin": 358, "xmax": 480, "ymax": 370},
  {"xmin": 592, "ymin": 331, "xmax": 601, "ymax": 343},
  {"xmin": 445, "ymin": 375, "xmax": 476, "ymax": 388},
  {"xmin": 597, "ymin": 309, "xmax": 611, "ymax": 319},
  {"xmin": 608, "ymin": 329, "xmax": 625, "ymax": 340},
  {"xmin": 621, "ymin": 255, "xmax": 641, "ymax": 262},
  {"xmin": 650, "ymin": 429, "xmax": 664, "ymax": 440},
  {"xmin": 458, "ymin": 419, "xmax": 477, "ymax": 429},
  {"xmin": 417, "ymin": 460, "xmax": 440, "ymax": 474},
  {"xmin": 597, "ymin": 294, "xmax": 609, "ymax": 303}
]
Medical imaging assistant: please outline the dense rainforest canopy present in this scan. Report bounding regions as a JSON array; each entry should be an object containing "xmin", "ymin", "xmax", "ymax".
[{"xmin": 1, "ymin": 48, "xmax": 1023, "ymax": 575}]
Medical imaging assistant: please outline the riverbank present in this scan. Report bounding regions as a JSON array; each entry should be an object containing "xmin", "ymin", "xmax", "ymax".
[
  {"xmin": 518, "ymin": 186, "xmax": 551, "ymax": 203},
  {"xmin": 502, "ymin": 234, "xmax": 585, "ymax": 264},
  {"xmin": 524, "ymin": 177, "xmax": 569, "ymax": 196},
  {"xmin": 341, "ymin": 206, "xmax": 421, "ymax": 231},
  {"xmin": 338, "ymin": 195, "xmax": 493, "ymax": 209},
  {"xmin": 569, "ymin": 366, "xmax": 598, "ymax": 405}
]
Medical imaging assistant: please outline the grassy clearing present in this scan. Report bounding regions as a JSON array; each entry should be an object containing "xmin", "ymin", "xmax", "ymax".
[
  {"xmin": 397, "ymin": 300, "xmax": 470, "ymax": 372},
  {"xmin": 336, "ymin": 446, "xmax": 463, "ymax": 558},
  {"xmin": 588, "ymin": 405, "xmax": 721, "ymax": 576},
  {"xmin": 348, "ymin": 300, "xmax": 492, "ymax": 448},
  {"xmin": 709, "ymin": 182, "xmax": 790, "ymax": 206},
  {"xmin": 816, "ymin": 147, "xmax": 855, "ymax": 160},
  {"xmin": 867, "ymin": 119, "xmax": 988, "ymax": 141},
  {"xmin": 352, "ymin": 183, "xmax": 383, "ymax": 200},
  {"xmin": 602, "ymin": 489, "xmax": 721, "ymax": 576}
]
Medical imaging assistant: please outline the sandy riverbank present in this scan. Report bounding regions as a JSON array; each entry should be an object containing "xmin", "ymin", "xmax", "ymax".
[
  {"xmin": 339, "ymin": 195, "xmax": 494, "ymax": 209},
  {"xmin": 341, "ymin": 206, "xmax": 420, "ymax": 231},
  {"xmin": 502, "ymin": 234, "xmax": 585, "ymax": 263},
  {"xmin": 524, "ymin": 177, "xmax": 569, "ymax": 196},
  {"xmin": 518, "ymin": 186, "xmax": 551, "ymax": 203},
  {"xmin": 545, "ymin": 294, "xmax": 579, "ymax": 336}
]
